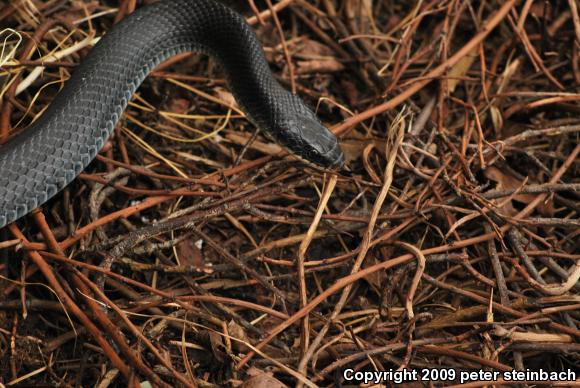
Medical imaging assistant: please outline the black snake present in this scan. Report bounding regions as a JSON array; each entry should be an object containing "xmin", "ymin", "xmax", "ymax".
[{"xmin": 0, "ymin": 0, "xmax": 344, "ymax": 229}]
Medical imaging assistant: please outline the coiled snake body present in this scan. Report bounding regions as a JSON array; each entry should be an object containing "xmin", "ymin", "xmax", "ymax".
[{"xmin": 0, "ymin": 0, "xmax": 343, "ymax": 229}]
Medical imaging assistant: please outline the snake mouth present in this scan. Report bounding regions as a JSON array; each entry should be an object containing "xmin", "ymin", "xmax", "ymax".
[{"xmin": 325, "ymin": 139, "xmax": 345, "ymax": 169}]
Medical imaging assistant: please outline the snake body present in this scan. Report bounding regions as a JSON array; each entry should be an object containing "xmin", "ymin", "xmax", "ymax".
[{"xmin": 0, "ymin": 0, "xmax": 343, "ymax": 229}]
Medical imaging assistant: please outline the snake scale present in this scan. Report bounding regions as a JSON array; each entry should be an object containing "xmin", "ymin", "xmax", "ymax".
[{"xmin": 0, "ymin": 0, "xmax": 344, "ymax": 229}]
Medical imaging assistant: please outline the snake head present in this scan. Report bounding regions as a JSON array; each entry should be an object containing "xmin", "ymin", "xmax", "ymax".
[
  {"xmin": 271, "ymin": 95, "xmax": 344, "ymax": 170},
  {"xmin": 285, "ymin": 115, "xmax": 344, "ymax": 169}
]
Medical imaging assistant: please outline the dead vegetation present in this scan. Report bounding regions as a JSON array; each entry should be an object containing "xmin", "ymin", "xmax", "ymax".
[{"xmin": 0, "ymin": 0, "xmax": 579, "ymax": 386}]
